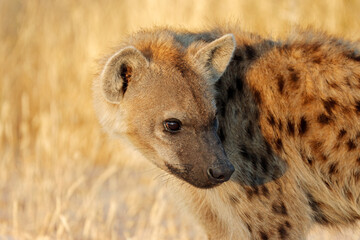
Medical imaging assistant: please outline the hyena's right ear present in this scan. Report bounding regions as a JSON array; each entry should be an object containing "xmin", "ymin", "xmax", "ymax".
[
  {"xmin": 194, "ymin": 34, "xmax": 236, "ymax": 84},
  {"xmin": 100, "ymin": 46, "xmax": 149, "ymax": 104}
]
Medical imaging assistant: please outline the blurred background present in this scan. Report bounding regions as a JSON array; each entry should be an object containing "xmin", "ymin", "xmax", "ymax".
[{"xmin": 0, "ymin": 0, "xmax": 359, "ymax": 239}]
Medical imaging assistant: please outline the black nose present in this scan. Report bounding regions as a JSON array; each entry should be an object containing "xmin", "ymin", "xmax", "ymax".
[{"xmin": 207, "ymin": 163, "xmax": 235, "ymax": 184}]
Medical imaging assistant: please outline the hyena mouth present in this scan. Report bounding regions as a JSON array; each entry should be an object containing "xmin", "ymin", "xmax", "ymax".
[
  {"xmin": 164, "ymin": 162, "xmax": 234, "ymax": 188},
  {"xmin": 164, "ymin": 162, "xmax": 193, "ymax": 178}
]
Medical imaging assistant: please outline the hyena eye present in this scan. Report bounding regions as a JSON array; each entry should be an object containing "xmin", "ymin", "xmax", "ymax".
[{"xmin": 163, "ymin": 119, "xmax": 182, "ymax": 133}]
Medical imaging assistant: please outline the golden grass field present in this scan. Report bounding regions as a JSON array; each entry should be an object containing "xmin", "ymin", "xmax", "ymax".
[{"xmin": 0, "ymin": 0, "xmax": 360, "ymax": 239}]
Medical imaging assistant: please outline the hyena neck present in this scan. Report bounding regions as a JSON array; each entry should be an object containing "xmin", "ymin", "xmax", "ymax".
[
  {"xmin": 169, "ymin": 28, "xmax": 287, "ymax": 186},
  {"xmin": 214, "ymin": 37, "xmax": 287, "ymax": 187}
]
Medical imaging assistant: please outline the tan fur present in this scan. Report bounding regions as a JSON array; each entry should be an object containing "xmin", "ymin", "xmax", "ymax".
[{"xmin": 93, "ymin": 26, "xmax": 360, "ymax": 239}]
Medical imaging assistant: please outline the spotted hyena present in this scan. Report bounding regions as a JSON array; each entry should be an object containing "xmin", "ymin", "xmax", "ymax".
[{"xmin": 93, "ymin": 26, "xmax": 360, "ymax": 239}]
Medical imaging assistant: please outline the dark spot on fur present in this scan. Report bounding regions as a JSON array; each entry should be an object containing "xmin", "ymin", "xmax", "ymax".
[
  {"xmin": 347, "ymin": 139, "xmax": 356, "ymax": 151},
  {"xmin": 278, "ymin": 119, "xmax": 283, "ymax": 131},
  {"xmin": 311, "ymin": 140, "xmax": 323, "ymax": 152},
  {"xmin": 275, "ymin": 138, "xmax": 283, "ymax": 150},
  {"xmin": 272, "ymin": 201, "xmax": 288, "ymax": 215},
  {"xmin": 227, "ymin": 86, "xmax": 235, "ymax": 100},
  {"xmin": 299, "ymin": 116, "xmax": 308, "ymax": 135},
  {"xmin": 323, "ymin": 180, "xmax": 331, "ymax": 189},
  {"xmin": 260, "ymin": 157, "xmax": 268, "ymax": 173},
  {"xmin": 357, "ymin": 157, "xmax": 360, "ymax": 165},
  {"xmin": 264, "ymin": 141, "xmax": 273, "ymax": 155},
  {"xmin": 307, "ymin": 192, "xmax": 330, "ymax": 225},
  {"xmin": 229, "ymin": 195, "xmax": 239, "ymax": 204},
  {"xmin": 303, "ymin": 96, "xmax": 316, "ymax": 106},
  {"xmin": 260, "ymin": 231, "xmax": 269, "ymax": 240},
  {"xmin": 236, "ymin": 76, "xmax": 244, "ymax": 92},
  {"xmin": 287, "ymin": 120, "xmax": 295, "ymax": 136},
  {"xmin": 245, "ymin": 44, "xmax": 256, "ymax": 60},
  {"xmin": 267, "ymin": 113, "xmax": 276, "ymax": 126},
  {"xmin": 337, "ymin": 129, "xmax": 347, "ymax": 139},
  {"xmin": 253, "ymin": 90, "xmax": 262, "ymax": 105},
  {"xmin": 323, "ymin": 98, "xmax": 337, "ymax": 114},
  {"xmin": 344, "ymin": 187, "xmax": 354, "ymax": 201},
  {"xmin": 354, "ymin": 100, "xmax": 360, "ymax": 113},
  {"xmin": 328, "ymin": 163, "xmax": 338, "ymax": 175},
  {"xmin": 244, "ymin": 187, "xmax": 254, "ymax": 200},
  {"xmin": 355, "ymin": 171, "xmax": 360, "ymax": 182},
  {"xmin": 318, "ymin": 113, "xmax": 331, "ymax": 124},
  {"xmin": 313, "ymin": 57, "xmax": 322, "ymax": 64},
  {"xmin": 277, "ymin": 75, "xmax": 285, "ymax": 94},
  {"xmin": 321, "ymin": 154, "xmax": 328, "ymax": 162},
  {"xmin": 308, "ymin": 42, "xmax": 321, "ymax": 52},
  {"xmin": 287, "ymin": 66, "xmax": 300, "ymax": 83},
  {"xmin": 329, "ymin": 82, "xmax": 340, "ymax": 89},
  {"xmin": 290, "ymin": 70, "xmax": 300, "ymax": 83},
  {"xmin": 345, "ymin": 51, "xmax": 360, "ymax": 62},
  {"xmin": 278, "ymin": 225, "xmax": 288, "ymax": 239},
  {"xmin": 246, "ymin": 223, "xmax": 252, "ymax": 233},
  {"xmin": 261, "ymin": 185, "xmax": 270, "ymax": 199},
  {"xmin": 175, "ymin": 60, "xmax": 188, "ymax": 77},
  {"xmin": 233, "ymin": 51, "xmax": 243, "ymax": 61},
  {"xmin": 285, "ymin": 221, "xmax": 291, "ymax": 228},
  {"xmin": 253, "ymin": 186, "xmax": 259, "ymax": 195},
  {"xmin": 307, "ymin": 157, "xmax": 314, "ymax": 166},
  {"xmin": 281, "ymin": 44, "xmax": 290, "ymax": 52}
]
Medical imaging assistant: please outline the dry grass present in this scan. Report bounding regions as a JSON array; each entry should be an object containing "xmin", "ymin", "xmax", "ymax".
[{"xmin": 0, "ymin": 0, "xmax": 360, "ymax": 239}]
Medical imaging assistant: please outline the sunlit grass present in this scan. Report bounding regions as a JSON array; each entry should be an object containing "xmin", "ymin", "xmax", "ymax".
[{"xmin": 0, "ymin": 0, "xmax": 359, "ymax": 239}]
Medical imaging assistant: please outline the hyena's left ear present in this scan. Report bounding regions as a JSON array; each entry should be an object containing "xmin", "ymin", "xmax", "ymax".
[
  {"xmin": 100, "ymin": 46, "xmax": 149, "ymax": 104},
  {"xmin": 194, "ymin": 34, "xmax": 236, "ymax": 84}
]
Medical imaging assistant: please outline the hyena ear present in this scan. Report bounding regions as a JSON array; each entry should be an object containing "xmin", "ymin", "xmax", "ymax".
[
  {"xmin": 194, "ymin": 34, "xmax": 236, "ymax": 84},
  {"xmin": 100, "ymin": 46, "xmax": 149, "ymax": 104}
]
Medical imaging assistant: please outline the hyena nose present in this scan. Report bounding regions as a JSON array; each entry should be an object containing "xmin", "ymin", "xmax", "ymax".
[{"xmin": 207, "ymin": 163, "xmax": 235, "ymax": 183}]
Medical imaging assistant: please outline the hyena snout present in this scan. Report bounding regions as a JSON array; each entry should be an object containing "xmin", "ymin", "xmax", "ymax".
[
  {"xmin": 207, "ymin": 162, "xmax": 235, "ymax": 184},
  {"xmin": 204, "ymin": 131, "xmax": 235, "ymax": 185}
]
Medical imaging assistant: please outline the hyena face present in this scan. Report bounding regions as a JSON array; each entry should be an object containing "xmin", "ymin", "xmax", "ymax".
[{"xmin": 94, "ymin": 33, "xmax": 236, "ymax": 188}]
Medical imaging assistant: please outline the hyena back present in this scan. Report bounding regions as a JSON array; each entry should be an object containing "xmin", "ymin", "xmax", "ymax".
[{"xmin": 93, "ymin": 26, "xmax": 360, "ymax": 239}]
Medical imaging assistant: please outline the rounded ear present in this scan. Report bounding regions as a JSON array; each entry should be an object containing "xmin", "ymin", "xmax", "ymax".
[
  {"xmin": 194, "ymin": 34, "xmax": 236, "ymax": 84},
  {"xmin": 100, "ymin": 46, "xmax": 149, "ymax": 104}
]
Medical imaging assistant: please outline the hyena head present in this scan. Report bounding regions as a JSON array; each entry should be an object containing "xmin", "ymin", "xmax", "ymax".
[{"xmin": 93, "ymin": 31, "xmax": 236, "ymax": 188}]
